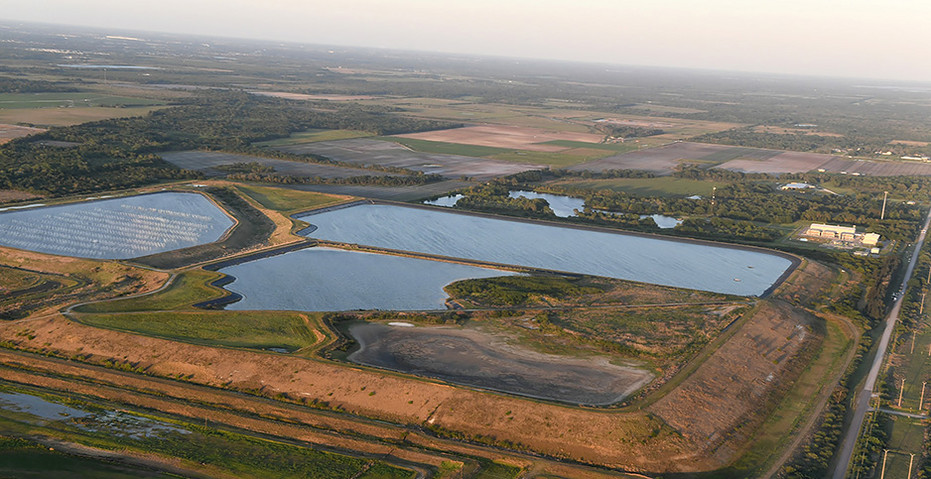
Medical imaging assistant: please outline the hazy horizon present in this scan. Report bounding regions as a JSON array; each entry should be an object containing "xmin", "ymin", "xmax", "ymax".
[{"xmin": 2, "ymin": 0, "xmax": 930, "ymax": 83}]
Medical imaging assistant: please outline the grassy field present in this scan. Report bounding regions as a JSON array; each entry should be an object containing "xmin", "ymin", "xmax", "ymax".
[
  {"xmin": 236, "ymin": 183, "xmax": 349, "ymax": 213},
  {"xmin": 380, "ymin": 136, "xmax": 511, "ymax": 157},
  {"xmin": 254, "ymin": 129, "xmax": 372, "ymax": 147},
  {"xmin": 74, "ymin": 270, "xmax": 222, "ymax": 313},
  {"xmin": 0, "ymin": 93, "xmax": 164, "ymax": 109},
  {"xmin": 0, "ymin": 436, "xmax": 173, "ymax": 478},
  {"xmin": 74, "ymin": 310, "xmax": 322, "ymax": 352},
  {"xmin": 880, "ymin": 416, "xmax": 924, "ymax": 478},
  {"xmin": 548, "ymin": 176, "xmax": 718, "ymax": 196},
  {"xmin": 0, "ymin": 106, "xmax": 167, "ymax": 127},
  {"xmin": 539, "ymin": 139, "xmax": 639, "ymax": 153}
]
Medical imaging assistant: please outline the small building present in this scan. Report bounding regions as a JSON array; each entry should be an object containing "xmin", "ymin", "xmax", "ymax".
[
  {"xmin": 781, "ymin": 182, "xmax": 815, "ymax": 191},
  {"xmin": 805, "ymin": 223, "xmax": 857, "ymax": 240},
  {"xmin": 862, "ymin": 233, "xmax": 881, "ymax": 246}
]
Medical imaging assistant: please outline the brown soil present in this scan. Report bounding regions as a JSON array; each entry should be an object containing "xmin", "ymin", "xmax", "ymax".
[
  {"xmin": 648, "ymin": 299, "xmax": 821, "ymax": 467},
  {"xmin": 0, "ymin": 347, "xmax": 635, "ymax": 479},
  {"xmin": 0, "ymin": 123, "xmax": 45, "ymax": 144},
  {"xmin": 0, "ymin": 190, "xmax": 41, "ymax": 203},
  {"xmin": 394, "ymin": 125, "xmax": 604, "ymax": 152}
]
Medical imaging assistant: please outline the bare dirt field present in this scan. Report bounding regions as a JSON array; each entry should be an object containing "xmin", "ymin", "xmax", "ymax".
[
  {"xmin": 569, "ymin": 142, "xmax": 741, "ymax": 174},
  {"xmin": 158, "ymin": 150, "xmax": 392, "ymax": 179},
  {"xmin": 571, "ymin": 141, "xmax": 846, "ymax": 175},
  {"xmin": 346, "ymin": 322, "xmax": 652, "ymax": 405},
  {"xmin": 0, "ymin": 123, "xmax": 45, "ymax": 144},
  {"xmin": 273, "ymin": 138, "xmax": 544, "ymax": 180},
  {"xmin": 393, "ymin": 125, "xmax": 604, "ymax": 152},
  {"xmin": 815, "ymin": 157, "xmax": 931, "ymax": 176},
  {"xmin": 648, "ymin": 300, "xmax": 820, "ymax": 460},
  {"xmin": 0, "ymin": 190, "xmax": 41, "ymax": 204},
  {"xmin": 715, "ymin": 150, "xmax": 837, "ymax": 174}
]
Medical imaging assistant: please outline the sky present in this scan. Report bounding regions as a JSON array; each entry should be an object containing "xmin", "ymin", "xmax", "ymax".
[{"xmin": 2, "ymin": 0, "xmax": 930, "ymax": 82}]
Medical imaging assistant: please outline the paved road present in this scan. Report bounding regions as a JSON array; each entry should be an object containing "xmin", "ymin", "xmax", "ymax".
[{"xmin": 832, "ymin": 209, "xmax": 931, "ymax": 479}]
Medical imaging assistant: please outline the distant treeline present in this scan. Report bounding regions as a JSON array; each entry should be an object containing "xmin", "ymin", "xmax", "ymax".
[
  {"xmin": 0, "ymin": 76, "xmax": 79, "ymax": 93},
  {"xmin": 0, "ymin": 91, "xmax": 457, "ymax": 196},
  {"xmin": 692, "ymin": 126, "xmax": 931, "ymax": 158},
  {"xmin": 226, "ymin": 172, "xmax": 444, "ymax": 187}
]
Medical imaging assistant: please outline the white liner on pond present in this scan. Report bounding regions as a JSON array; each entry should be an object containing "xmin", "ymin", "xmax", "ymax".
[
  {"xmin": 220, "ymin": 247, "xmax": 514, "ymax": 311},
  {"xmin": 0, "ymin": 192, "xmax": 233, "ymax": 259},
  {"xmin": 297, "ymin": 204, "xmax": 793, "ymax": 296}
]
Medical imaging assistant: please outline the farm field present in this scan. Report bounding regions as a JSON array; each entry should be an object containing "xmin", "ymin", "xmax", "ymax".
[
  {"xmin": 0, "ymin": 105, "xmax": 167, "ymax": 127},
  {"xmin": 371, "ymin": 97, "xmax": 741, "ymax": 138},
  {"xmin": 158, "ymin": 150, "xmax": 391, "ymax": 179},
  {"xmin": 816, "ymin": 157, "xmax": 931, "ymax": 176},
  {"xmin": 272, "ymin": 138, "xmax": 543, "ymax": 179},
  {"xmin": 393, "ymin": 125, "xmax": 604, "ymax": 152}
]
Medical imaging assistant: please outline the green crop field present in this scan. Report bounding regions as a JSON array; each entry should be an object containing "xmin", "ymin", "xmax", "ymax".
[
  {"xmin": 539, "ymin": 139, "xmax": 639, "ymax": 153},
  {"xmin": 380, "ymin": 136, "xmax": 511, "ymax": 157}
]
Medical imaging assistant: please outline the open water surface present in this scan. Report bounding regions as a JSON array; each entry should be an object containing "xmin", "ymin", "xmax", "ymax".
[
  {"xmin": 298, "ymin": 204, "xmax": 793, "ymax": 296},
  {"xmin": 0, "ymin": 192, "xmax": 233, "ymax": 259},
  {"xmin": 220, "ymin": 247, "xmax": 513, "ymax": 311}
]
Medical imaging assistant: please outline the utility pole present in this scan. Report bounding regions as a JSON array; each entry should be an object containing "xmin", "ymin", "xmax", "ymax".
[
  {"xmin": 920, "ymin": 381, "xmax": 927, "ymax": 411},
  {"xmin": 881, "ymin": 191, "xmax": 888, "ymax": 220},
  {"xmin": 921, "ymin": 291, "xmax": 927, "ymax": 315},
  {"xmin": 899, "ymin": 377, "xmax": 906, "ymax": 407},
  {"xmin": 880, "ymin": 449, "xmax": 889, "ymax": 479}
]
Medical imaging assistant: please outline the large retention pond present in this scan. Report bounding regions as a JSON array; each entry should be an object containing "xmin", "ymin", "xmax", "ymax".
[
  {"xmin": 298, "ymin": 204, "xmax": 794, "ymax": 296},
  {"xmin": 0, "ymin": 192, "xmax": 233, "ymax": 259},
  {"xmin": 220, "ymin": 247, "xmax": 513, "ymax": 311}
]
